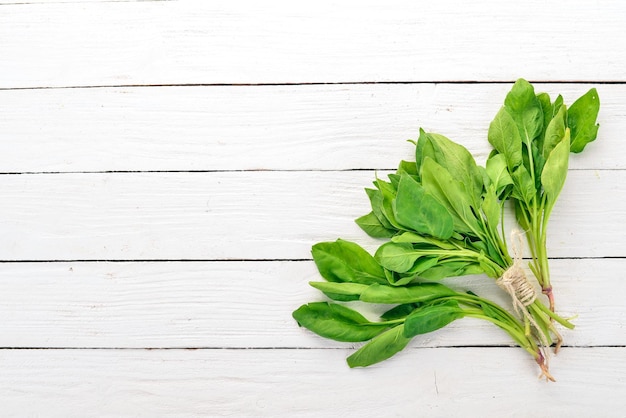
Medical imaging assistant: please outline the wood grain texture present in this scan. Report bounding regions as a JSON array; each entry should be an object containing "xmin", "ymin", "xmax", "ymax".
[
  {"xmin": 1, "ymin": 0, "xmax": 625, "ymax": 88},
  {"xmin": 0, "ymin": 348, "xmax": 624, "ymax": 417},
  {"xmin": 0, "ymin": 170, "xmax": 622, "ymax": 260},
  {"xmin": 0, "ymin": 259, "xmax": 623, "ymax": 348},
  {"xmin": 0, "ymin": 83, "xmax": 615, "ymax": 172}
]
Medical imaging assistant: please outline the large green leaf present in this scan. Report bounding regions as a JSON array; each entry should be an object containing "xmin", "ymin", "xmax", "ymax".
[
  {"xmin": 393, "ymin": 173, "xmax": 454, "ymax": 239},
  {"xmin": 312, "ymin": 239, "xmax": 387, "ymax": 285},
  {"xmin": 503, "ymin": 79, "xmax": 544, "ymax": 147},
  {"xmin": 420, "ymin": 158, "xmax": 480, "ymax": 235},
  {"xmin": 416, "ymin": 130, "xmax": 484, "ymax": 204},
  {"xmin": 347, "ymin": 325, "xmax": 411, "ymax": 367},
  {"xmin": 359, "ymin": 282, "xmax": 457, "ymax": 304},
  {"xmin": 488, "ymin": 107, "xmax": 523, "ymax": 170},
  {"xmin": 293, "ymin": 302, "xmax": 388, "ymax": 342},
  {"xmin": 403, "ymin": 300, "xmax": 465, "ymax": 338},
  {"xmin": 568, "ymin": 88, "xmax": 600, "ymax": 153},
  {"xmin": 375, "ymin": 242, "xmax": 423, "ymax": 274}
]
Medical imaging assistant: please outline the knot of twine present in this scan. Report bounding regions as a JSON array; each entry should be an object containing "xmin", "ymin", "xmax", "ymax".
[
  {"xmin": 496, "ymin": 230, "xmax": 545, "ymax": 346},
  {"xmin": 496, "ymin": 229, "xmax": 537, "ymax": 310}
]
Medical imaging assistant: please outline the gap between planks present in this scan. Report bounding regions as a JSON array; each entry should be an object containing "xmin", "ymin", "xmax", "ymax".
[{"xmin": 0, "ymin": 80, "xmax": 624, "ymax": 92}]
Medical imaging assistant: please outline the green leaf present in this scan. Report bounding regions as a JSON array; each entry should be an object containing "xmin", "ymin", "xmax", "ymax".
[
  {"xmin": 503, "ymin": 79, "xmax": 544, "ymax": 146},
  {"xmin": 485, "ymin": 153, "xmax": 514, "ymax": 195},
  {"xmin": 347, "ymin": 325, "xmax": 411, "ymax": 367},
  {"xmin": 510, "ymin": 164, "xmax": 536, "ymax": 204},
  {"xmin": 481, "ymin": 184, "xmax": 501, "ymax": 228},
  {"xmin": 375, "ymin": 242, "xmax": 422, "ymax": 274},
  {"xmin": 568, "ymin": 88, "xmax": 600, "ymax": 153},
  {"xmin": 359, "ymin": 283, "xmax": 457, "ymax": 304},
  {"xmin": 416, "ymin": 131, "xmax": 484, "ymax": 204},
  {"xmin": 403, "ymin": 300, "xmax": 465, "ymax": 338},
  {"xmin": 488, "ymin": 107, "xmax": 523, "ymax": 170},
  {"xmin": 397, "ymin": 160, "xmax": 418, "ymax": 177},
  {"xmin": 355, "ymin": 211, "xmax": 396, "ymax": 238},
  {"xmin": 384, "ymin": 270, "xmax": 417, "ymax": 287},
  {"xmin": 415, "ymin": 128, "xmax": 437, "ymax": 175},
  {"xmin": 309, "ymin": 281, "xmax": 369, "ymax": 299},
  {"xmin": 374, "ymin": 178, "xmax": 403, "ymax": 229},
  {"xmin": 380, "ymin": 303, "xmax": 422, "ymax": 321},
  {"xmin": 418, "ymin": 260, "xmax": 483, "ymax": 280},
  {"xmin": 312, "ymin": 240, "xmax": 387, "ymax": 285},
  {"xmin": 393, "ymin": 173, "xmax": 454, "ymax": 239},
  {"xmin": 541, "ymin": 129, "xmax": 571, "ymax": 212},
  {"xmin": 543, "ymin": 105, "xmax": 567, "ymax": 159},
  {"xmin": 391, "ymin": 232, "xmax": 457, "ymax": 250},
  {"xmin": 536, "ymin": 91, "xmax": 552, "ymax": 142},
  {"xmin": 420, "ymin": 158, "xmax": 481, "ymax": 235},
  {"xmin": 293, "ymin": 302, "xmax": 388, "ymax": 342},
  {"xmin": 365, "ymin": 188, "xmax": 395, "ymax": 230}
]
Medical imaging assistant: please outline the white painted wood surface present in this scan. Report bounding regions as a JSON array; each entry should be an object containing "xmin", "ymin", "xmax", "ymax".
[{"xmin": 1, "ymin": 1, "xmax": 625, "ymax": 416}]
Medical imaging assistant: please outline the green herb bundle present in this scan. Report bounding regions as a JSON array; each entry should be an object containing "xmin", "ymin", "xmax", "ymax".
[
  {"xmin": 486, "ymin": 79, "xmax": 600, "ymax": 318},
  {"xmin": 293, "ymin": 80, "xmax": 599, "ymax": 380}
]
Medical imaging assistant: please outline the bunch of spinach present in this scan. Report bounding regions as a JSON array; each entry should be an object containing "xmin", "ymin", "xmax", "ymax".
[
  {"xmin": 293, "ymin": 80, "xmax": 598, "ymax": 380},
  {"xmin": 486, "ymin": 79, "xmax": 600, "ymax": 317}
]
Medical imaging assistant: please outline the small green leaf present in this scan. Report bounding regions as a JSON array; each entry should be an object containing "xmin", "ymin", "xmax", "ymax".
[
  {"xmin": 488, "ymin": 107, "xmax": 523, "ymax": 170},
  {"xmin": 403, "ymin": 300, "xmax": 465, "ymax": 338},
  {"xmin": 359, "ymin": 282, "xmax": 457, "ymax": 304},
  {"xmin": 485, "ymin": 153, "xmax": 514, "ymax": 195},
  {"xmin": 568, "ymin": 88, "xmax": 600, "ymax": 153},
  {"xmin": 309, "ymin": 281, "xmax": 369, "ymax": 298},
  {"xmin": 365, "ymin": 188, "xmax": 395, "ymax": 230},
  {"xmin": 375, "ymin": 242, "xmax": 422, "ymax": 274},
  {"xmin": 347, "ymin": 325, "xmax": 411, "ymax": 367},
  {"xmin": 418, "ymin": 259, "xmax": 483, "ymax": 280},
  {"xmin": 355, "ymin": 211, "xmax": 396, "ymax": 238},
  {"xmin": 393, "ymin": 173, "xmax": 454, "ymax": 239},
  {"xmin": 397, "ymin": 160, "xmax": 418, "ymax": 177},
  {"xmin": 312, "ymin": 240, "xmax": 387, "ymax": 285},
  {"xmin": 374, "ymin": 179, "xmax": 403, "ymax": 229},
  {"xmin": 380, "ymin": 303, "xmax": 422, "ymax": 321},
  {"xmin": 391, "ymin": 232, "xmax": 457, "ymax": 250},
  {"xmin": 481, "ymin": 184, "xmax": 501, "ymax": 228},
  {"xmin": 510, "ymin": 164, "xmax": 536, "ymax": 205},
  {"xmin": 543, "ymin": 105, "xmax": 567, "ymax": 159},
  {"xmin": 541, "ymin": 129, "xmax": 571, "ymax": 211},
  {"xmin": 293, "ymin": 302, "xmax": 388, "ymax": 342}
]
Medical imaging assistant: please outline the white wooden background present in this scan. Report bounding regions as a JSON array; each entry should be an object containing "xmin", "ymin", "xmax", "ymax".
[{"xmin": 1, "ymin": 1, "xmax": 626, "ymax": 416}]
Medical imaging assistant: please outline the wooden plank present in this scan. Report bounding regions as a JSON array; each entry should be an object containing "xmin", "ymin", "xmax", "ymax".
[
  {"xmin": 0, "ymin": 348, "xmax": 624, "ymax": 416},
  {"xmin": 0, "ymin": 83, "xmax": 614, "ymax": 172},
  {"xmin": 0, "ymin": 259, "xmax": 622, "ymax": 348},
  {"xmin": 0, "ymin": 170, "xmax": 622, "ymax": 260},
  {"xmin": 1, "ymin": 1, "xmax": 625, "ymax": 88}
]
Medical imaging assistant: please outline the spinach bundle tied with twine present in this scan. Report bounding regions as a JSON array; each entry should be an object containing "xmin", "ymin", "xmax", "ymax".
[{"xmin": 293, "ymin": 80, "xmax": 599, "ymax": 381}]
